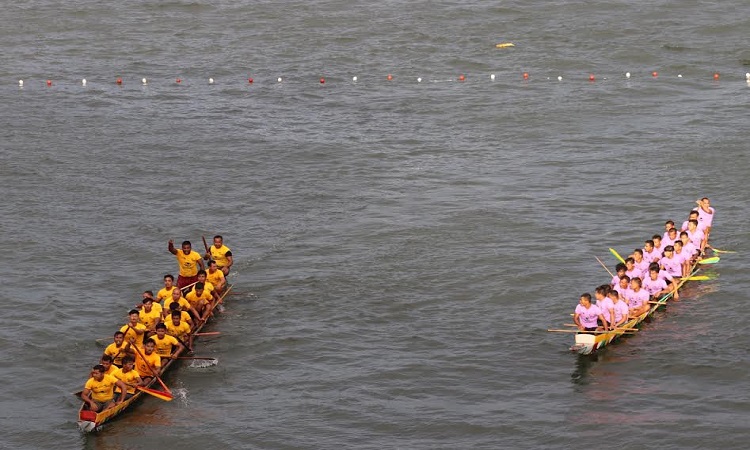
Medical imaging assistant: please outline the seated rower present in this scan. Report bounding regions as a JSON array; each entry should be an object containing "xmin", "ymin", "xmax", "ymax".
[
  {"xmin": 139, "ymin": 298, "xmax": 162, "ymax": 335},
  {"xmin": 662, "ymin": 227, "xmax": 679, "ymax": 248},
  {"xmin": 574, "ymin": 293, "xmax": 606, "ymax": 332},
  {"xmin": 672, "ymin": 241, "xmax": 692, "ymax": 278},
  {"xmin": 99, "ymin": 354, "xmax": 118, "ymax": 376},
  {"xmin": 624, "ymin": 257, "xmax": 643, "ymax": 281},
  {"xmin": 662, "ymin": 220, "xmax": 676, "ymax": 242},
  {"xmin": 632, "ymin": 249, "xmax": 650, "ymax": 278},
  {"xmin": 156, "ymin": 274, "xmax": 178, "ymax": 306},
  {"xmin": 615, "ymin": 275, "xmax": 633, "ymax": 302},
  {"xmin": 194, "ymin": 270, "xmax": 220, "ymax": 303},
  {"xmin": 103, "ymin": 331, "xmax": 132, "ymax": 368},
  {"xmin": 659, "ymin": 246, "xmax": 683, "ymax": 280},
  {"xmin": 611, "ymin": 263, "xmax": 627, "ymax": 288},
  {"xmin": 185, "ymin": 282, "xmax": 213, "ymax": 322},
  {"xmin": 652, "ymin": 235, "xmax": 665, "ymax": 256},
  {"xmin": 165, "ymin": 310, "xmax": 194, "ymax": 352},
  {"xmin": 81, "ymin": 364, "xmax": 127, "ymax": 413},
  {"xmin": 607, "ymin": 289, "xmax": 630, "ymax": 329},
  {"xmin": 112, "ymin": 355, "xmax": 144, "ymax": 400},
  {"xmin": 134, "ymin": 291, "xmax": 163, "ymax": 317},
  {"xmin": 642, "ymin": 266, "xmax": 672, "ymax": 299},
  {"xmin": 643, "ymin": 239, "xmax": 660, "ymax": 263},
  {"xmin": 624, "ymin": 277, "xmax": 650, "ymax": 317},
  {"xmin": 681, "ymin": 210, "xmax": 705, "ymax": 232},
  {"xmin": 167, "ymin": 301, "xmax": 194, "ymax": 329},
  {"xmin": 685, "ymin": 219, "xmax": 707, "ymax": 252},
  {"xmin": 152, "ymin": 322, "xmax": 185, "ymax": 361},
  {"xmin": 205, "ymin": 260, "xmax": 226, "ymax": 295},
  {"xmin": 594, "ymin": 285, "xmax": 614, "ymax": 330},
  {"xmin": 163, "ymin": 289, "xmax": 201, "ymax": 323},
  {"xmin": 205, "ymin": 235, "xmax": 233, "ymax": 276},
  {"xmin": 121, "ymin": 309, "xmax": 148, "ymax": 348},
  {"xmin": 134, "ymin": 338, "xmax": 162, "ymax": 383}
]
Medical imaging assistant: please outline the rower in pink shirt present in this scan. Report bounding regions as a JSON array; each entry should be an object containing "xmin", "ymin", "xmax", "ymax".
[
  {"xmin": 662, "ymin": 220, "xmax": 676, "ymax": 243},
  {"xmin": 594, "ymin": 285, "xmax": 614, "ymax": 330},
  {"xmin": 672, "ymin": 240, "xmax": 692, "ymax": 277},
  {"xmin": 642, "ymin": 239, "xmax": 660, "ymax": 263},
  {"xmin": 615, "ymin": 276, "xmax": 633, "ymax": 302},
  {"xmin": 610, "ymin": 263, "xmax": 627, "ymax": 288},
  {"xmin": 625, "ymin": 277, "xmax": 650, "ymax": 317},
  {"xmin": 607, "ymin": 290, "xmax": 630, "ymax": 329},
  {"xmin": 685, "ymin": 219, "xmax": 706, "ymax": 250},
  {"xmin": 624, "ymin": 257, "xmax": 644, "ymax": 281},
  {"xmin": 679, "ymin": 232, "xmax": 699, "ymax": 259},
  {"xmin": 662, "ymin": 228, "xmax": 679, "ymax": 248},
  {"xmin": 574, "ymin": 293, "xmax": 606, "ymax": 332},
  {"xmin": 681, "ymin": 210, "xmax": 706, "ymax": 232},
  {"xmin": 693, "ymin": 197, "xmax": 715, "ymax": 235},
  {"xmin": 632, "ymin": 249, "xmax": 650, "ymax": 277},
  {"xmin": 660, "ymin": 246, "xmax": 682, "ymax": 279},
  {"xmin": 652, "ymin": 235, "xmax": 665, "ymax": 256},
  {"xmin": 643, "ymin": 267, "xmax": 673, "ymax": 299}
]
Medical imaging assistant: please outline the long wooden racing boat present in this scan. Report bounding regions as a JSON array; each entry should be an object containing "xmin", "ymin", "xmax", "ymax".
[{"xmin": 75, "ymin": 284, "xmax": 232, "ymax": 433}]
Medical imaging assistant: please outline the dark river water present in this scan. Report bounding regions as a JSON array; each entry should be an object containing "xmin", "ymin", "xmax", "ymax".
[{"xmin": 1, "ymin": 1, "xmax": 749, "ymax": 448}]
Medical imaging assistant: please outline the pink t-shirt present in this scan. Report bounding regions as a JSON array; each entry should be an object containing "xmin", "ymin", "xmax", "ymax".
[
  {"xmin": 575, "ymin": 304, "xmax": 602, "ymax": 328},
  {"xmin": 693, "ymin": 206, "xmax": 715, "ymax": 227},
  {"xmin": 611, "ymin": 275, "xmax": 623, "ymax": 287},
  {"xmin": 662, "ymin": 235, "xmax": 677, "ymax": 247},
  {"xmin": 643, "ymin": 276, "xmax": 668, "ymax": 297},
  {"xmin": 682, "ymin": 220, "xmax": 706, "ymax": 232},
  {"xmin": 686, "ymin": 228, "xmax": 705, "ymax": 248},
  {"xmin": 612, "ymin": 299, "xmax": 630, "ymax": 323},
  {"xmin": 625, "ymin": 288, "xmax": 650, "ymax": 309},
  {"xmin": 613, "ymin": 287, "xmax": 633, "ymax": 301},
  {"xmin": 661, "ymin": 255, "xmax": 682, "ymax": 278},
  {"xmin": 626, "ymin": 268, "xmax": 643, "ymax": 281},
  {"xmin": 681, "ymin": 241, "xmax": 699, "ymax": 257},
  {"xmin": 643, "ymin": 247, "xmax": 660, "ymax": 263},
  {"xmin": 634, "ymin": 259, "xmax": 650, "ymax": 276},
  {"xmin": 596, "ymin": 297, "xmax": 615, "ymax": 323},
  {"xmin": 674, "ymin": 250, "xmax": 691, "ymax": 266},
  {"xmin": 657, "ymin": 269, "xmax": 674, "ymax": 283}
]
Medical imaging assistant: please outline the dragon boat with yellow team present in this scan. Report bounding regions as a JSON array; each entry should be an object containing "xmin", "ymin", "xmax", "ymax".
[
  {"xmin": 549, "ymin": 200, "xmax": 721, "ymax": 356},
  {"xmin": 75, "ymin": 283, "xmax": 232, "ymax": 433}
]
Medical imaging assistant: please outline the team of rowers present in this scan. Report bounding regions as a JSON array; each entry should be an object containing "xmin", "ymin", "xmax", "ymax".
[
  {"xmin": 80, "ymin": 236, "xmax": 233, "ymax": 413},
  {"xmin": 574, "ymin": 198, "xmax": 715, "ymax": 332}
]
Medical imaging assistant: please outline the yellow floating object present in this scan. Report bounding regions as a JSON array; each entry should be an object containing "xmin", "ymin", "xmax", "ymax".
[{"xmin": 495, "ymin": 42, "xmax": 515, "ymax": 48}]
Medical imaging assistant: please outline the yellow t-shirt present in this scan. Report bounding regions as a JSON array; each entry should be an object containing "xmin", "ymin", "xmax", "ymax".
[
  {"xmin": 163, "ymin": 295, "xmax": 191, "ymax": 313},
  {"xmin": 157, "ymin": 286, "xmax": 177, "ymax": 304},
  {"xmin": 120, "ymin": 323, "xmax": 148, "ymax": 347},
  {"xmin": 175, "ymin": 250, "xmax": 203, "ymax": 277},
  {"xmin": 152, "ymin": 334, "xmax": 180, "ymax": 357},
  {"xmin": 139, "ymin": 308, "xmax": 162, "ymax": 331},
  {"xmin": 165, "ymin": 320, "xmax": 192, "ymax": 342},
  {"xmin": 206, "ymin": 269, "xmax": 225, "ymax": 288},
  {"xmin": 135, "ymin": 348, "xmax": 162, "ymax": 378},
  {"xmin": 209, "ymin": 244, "xmax": 232, "ymax": 268},
  {"xmin": 112, "ymin": 367, "xmax": 141, "ymax": 394},
  {"xmin": 104, "ymin": 343, "xmax": 128, "ymax": 366},
  {"xmin": 84, "ymin": 374, "xmax": 119, "ymax": 402},
  {"xmin": 185, "ymin": 289, "xmax": 212, "ymax": 309}
]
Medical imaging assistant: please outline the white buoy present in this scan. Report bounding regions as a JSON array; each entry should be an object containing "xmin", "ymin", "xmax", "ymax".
[
  {"xmin": 82, "ymin": 78, "xmax": 87, "ymax": 86},
  {"xmin": 142, "ymin": 78, "xmax": 147, "ymax": 85},
  {"xmin": 352, "ymin": 76, "xmax": 357, "ymax": 82},
  {"xmin": 558, "ymin": 76, "xmax": 562, "ymax": 81},
  {"xmin": 277, "ymin": 77, "xmax": 282, "ymax": 83},
  {"xmin": 490, "ymin": 74, "xmax": 496, "ymax": 81},
  {"xmin": 625, "ymin": 72, "xmax": 631, "ymax": 79},
  {"xmin": 208, "ymin": 78, "xmax": 214, "ymax": 85},
  {"xmin": 678, "ymin": 74, "xmax": 683, "ymax": 78},
  {"xmin": 18, "ymin": 79, "xmax": 23, "ymax": 87},
  {"xmin": 417, "ymin": 77, "xmax": 422, "ymax": 83},
  {"xmin": 746, "ymin": 72, "xmax": 750, "ymax": 80}
]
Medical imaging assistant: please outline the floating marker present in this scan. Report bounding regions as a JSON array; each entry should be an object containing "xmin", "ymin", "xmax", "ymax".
[
  {"xmin": 352, "ymin": 76, "xmax": 357, "ymax": 82},
  {"xmin": 176, "ymin": 78, "xmax": 182, "ymax": 84},
  {"xmin": 652, "ymin": 71, "xmax": 658, "ymax": 77},
  {"xmin": 625, "ymin": 72, "xmax": 631, "ymax": 79},
  {"xmin": 523, "ymin": 72, "xmax": 529, "ymax": 80},
  {"xmin": 82, "ymin": 78, "xmax": 87, "ymax": 86},
  {"xmin": 320, "ymin": 77, "xmax": 325, "ymax": 84},
  {"xmin": 589, "ymin": 74, "xmax": 595, "ymax": 81},
  {"xmin": 495, "ymin": 42, "xmax": 515, "ymax": 48},
  {"xmin": 208, "ymin": 78, "xmax": 214, "ymax": 84},
  {"xmin": 490, "ymin": 74, "xmax": 495, "ymax": 81},
  {"xmin": 746, "ymin": 72, "xmax": 750, "ymax": 80},
  {"xmin": 248, "ymin": 77, "xmax": 253, "ymax": 83},
  {"xmin": 713, "ymin": 73, "xmax": 719, "ymax": 80},
  {"xmin": 116, "ymin": 78, "xmax": 122, "ymax": 85},
  {"xmin": 458, "ymin": 74, "xmax": 465, "ymax": 82},
  {"xmin": 417, "ymin": 77, "xmax": 422, "ymax": 83},
  {"xmin": 277, "ymin": 77, "xmax": 282, "ymax": 83},
  {"xmin": 558, "ymin": 76, "xmax": 562, "ymax": 81},
  {"xmin": 678, "ymin": 74, "xmax": 683, "ymax": 78},
  {"xmin": 18, "ymin": 80, "xmax": 23, "ymax": 87},
  {"xmin": 46, "ymin": 79, "xmax": 52, "ymax": 86},
  {"xmin": 142, "ymin": 78, "xmax": 148, "ymax": 85},
  {"xmin": 387, "ymin": 74, "xmax": 393, "ymax": 81}
]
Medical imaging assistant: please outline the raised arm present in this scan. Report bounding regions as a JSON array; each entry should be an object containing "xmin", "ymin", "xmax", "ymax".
[{"xmin": 168, "ymin": 240, "xmax": 177, "ymax": 255}]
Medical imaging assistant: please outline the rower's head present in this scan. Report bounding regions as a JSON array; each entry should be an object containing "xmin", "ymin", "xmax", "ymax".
[
  {"xmin": 113, "ymin": 331, "xmax": 125, "ymax": 345},
  {"xmin": 144, "ymin": 338, "xmax": 156, "ymax": 354},
  {"xmin": 615, "ymin": 263, "xmax": 627, "ymax": 276},
  {"xmin": 197, "ymin": 270, "xmax": 207, "ymax": 282},
  {"xmin": 155, "ymin": 322, "xmax": 167, "ymax": 338},
  {"xmin": 213, "ymin": 235, "xmax": 223, "ymax": 248},
  {"xmin": 122, "ymin": 355, "xmax": 135, "ymax": 372},
  {"xmin": 194, "ymin": 282, "xmax": 205, "ymax": 295},
  {"xmin": 142, "ymin": 290, "xmax": 154, "ymax": 300},
  {"xmin": 700, "ymin": 197, "xmax": 710, "ymax": 208},
  {"xmin": 674, "ymin": 240, "xmax": 683, "ymax": 252},
  {"xmin": 688, "ymin": 210, "xmax": 699, "ymax": 221},
  {"xmin": 664, "ymin": 220, "xmax": 675, "ymax": 231},
  {"xmin": 649, "ymin": 267, "xmax": 660, "ymax": 280},
  {"xmin": 687, "ymin": 219, "xmax": 698, "ymax": 230},
  {"xmin": 608, "ymin": 290, "xmax": 619, "ymax": 301},
  {"xmin": 652, "ymin": 235, "xmax": 662, "ymax": 246},
  {"xmin": 170, "ymin": 311, "xmax": 182, "ymax": 325},
  {"xmin": 663, "ymin": 245, "xmax": 675, "ymax": 257},
  {"xmin": 680, "ymin": 231, "xmax": 689, "ymax": 244},
  {"xmin": 181, "ymin": 241, "xmax": 192, "ymax": 255},
  {"xmin": 142, "ymin": 297, "xmax": 154, "ymax": 312},
  {"xmin": 579, "ymin": 293, "xmax": 592, "ymax": 306},
  {"xmin": 208, "ymin": 260, "xmax": 218, "ymax": 271},
  {"xmin": 171, "ymin": 289, "xmax": 182, "ymax": 301},
  {"xmin": 625, "ymin": 257, "xmax": 635, "ymax": 270},
  {"xmin": 100, "ymin": 354, "xmax": 113, "ymax": 371},
  {"xmin": 164, "ymin": 274, "xmax": 174, "ymax": 288},
  {"xmin": 633, "ymin": 249, "xmax": 644, "ymax": 261},
  {"xmin": 618, "ymin": 275, "xmax": 631, "ymax": 289},
  {"xmin": 91, "ymin": 364, "xmax": 106, "ymax": 381},
  {"xmin": 630, "ymin": 277, "xmax": 642, "ymax": 290},
  {"xmin": 644, "ymin": 240, "xmax": 655, "ymax": 252},
  {"xmin": 667, "ymin": 228, "xmax": 678, "ymax": 238},
  {"xmin": 169, "ymin": 302, "xmax": 181, "ymax": 313},
  {"xmin": 128, "ymin": 309, "xmax": 140, "ymax": 322},
  {"xmin": 594, "ymin": 285, "xmax": 609, "ymax": 299}
]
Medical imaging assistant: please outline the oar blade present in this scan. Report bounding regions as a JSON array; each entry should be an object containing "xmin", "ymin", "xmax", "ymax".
[
  {"xmin": 698, "ymin": 256, "xmax": 720, "ymax": 265},
  {"xmin": 137, "ymin": 386, "xmax": 173, "ymax": 401},
  {"xmin": 609, "ymin": 248, "xmax": 626, "ymax": 264}
]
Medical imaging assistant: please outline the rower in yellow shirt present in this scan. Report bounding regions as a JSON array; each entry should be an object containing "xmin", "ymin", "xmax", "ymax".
[
  {"xmin": 165, "ymin": 310, "xmax": 194, "ymax": 352},
  {"xmin": 112, "ymin": 355, "xmax": 144, "ymax": 398},
  {"xmin": 156, "ymin": 274, "xmax": 178, "ymax": 306},
  {"xmin": 134, "ymin": 290, "xmax": 162, "ymax": 316},
  {"xmin": 121, "ymin": 310, "xmax": 148, "ymax": 347},
  {"xmin": 152, "ymin": 323, "xmax": 185, "ymax": 360},
  {"xmin": 138, "ymin": 298, "xmax": 162, "ymax": 333},
  {"xmin": 205, "ymin": 260, "xmax": 226, "ymax": 294},
  {"xmin": 103, "ymin": 331, "xmax": 132, "ymax": 367},
  {"xmin": 164, "ymin": 288, "xmax": 200, "ymax": 322},
  {"xmin": 99, "ymin": 355, "xmax": 118, "ymax": 376},
  {"xmin": 82, "ymin": 364, "xmax": 127, "ymax": 412},
  {"xmin": 185, "ymin": 282, "xmax": 213, "ymax": 318},
  {"xmin": 195, "ymin": 270, "xmax": 219, "ymax": 302},
  {"xmin": 134, "ymin": 339, "xmax": 162, "ymax": 382},
  {"xmin": 166, "ymin": 302, "xmax": 194, "ymax": 329},
  {"xmin": 168, "ymin": 240, "xmax": 204, "ymax": 289},
  {"xmin": 204, "ymin": 235, "xmax": 233, "ymax": 275}
]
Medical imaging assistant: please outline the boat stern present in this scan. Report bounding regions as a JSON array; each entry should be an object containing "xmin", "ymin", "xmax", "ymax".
[{"xmin": 571, "ymin": 333, "xmax": 597, "ymax": 355}]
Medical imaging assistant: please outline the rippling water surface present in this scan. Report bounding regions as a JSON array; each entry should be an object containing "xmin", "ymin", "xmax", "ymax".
[{"xmin": 1, "ymin": 1, "xmax": 749, "ymax": 449}]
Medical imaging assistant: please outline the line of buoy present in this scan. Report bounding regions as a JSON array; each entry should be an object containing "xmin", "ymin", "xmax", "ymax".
[{"xmin": 14, "ymin": 72, "xmax": 750, "ymax": 88}]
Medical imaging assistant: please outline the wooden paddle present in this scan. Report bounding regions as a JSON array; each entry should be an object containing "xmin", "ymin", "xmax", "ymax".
[
  {"xmin": 548, "ymin": 329, "xmax": 637, "ymax": 334},
  {"xmin": 176, "ymin": 356, "xmax": 218, "ymax": 361},
  {"xmin": 563, "ymin": 324, "xmax": 638, "ymax": 331},
  {"xmin": 609, "ymin": 248, "xmax": 626, "ymax": 264},
  {"xmin": 136, "ymin": 386, "xmax": 174, "ymax": 401},
  {"xmin": 131, "ymin": 343, "xmax": 172, "ymax": 400},
  {"xmin": 202, "ymin": 235, "xmax": 211, "ymax": 259},
  {"xmin": 595, "ymin": 256, "xmax": 615, "ymax": 278},
  {"xmin": 194, "ymin": 332, "xmax": 220, "ymax": 337}
]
